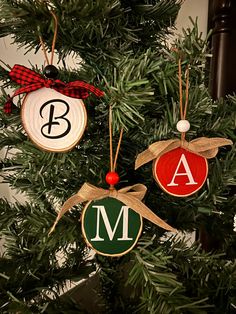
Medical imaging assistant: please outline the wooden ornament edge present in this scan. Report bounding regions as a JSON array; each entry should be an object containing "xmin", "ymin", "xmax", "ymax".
[
  {"xmin": 81, "ymin": 197, "xmax": 143, "ymax": 257},
  {"xmin": 21, "ymin": 90, "xmax": 88, "ymax": 153},
  {"xmin": 152, "ymin": 148, "xmax": 209, "ymax": 198}
]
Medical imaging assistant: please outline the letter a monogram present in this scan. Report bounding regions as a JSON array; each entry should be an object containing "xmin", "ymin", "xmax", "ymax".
[
  {"xmin": 82, "ymin": 197, "xmax": 142, "ymax": 257},
  {"xmin": 153, "ymin": 147, "xmax": 208, "ymax": 197},
  {"xmin": 167, "ymin": 154, "xmax": 197, "ymax": 187}
]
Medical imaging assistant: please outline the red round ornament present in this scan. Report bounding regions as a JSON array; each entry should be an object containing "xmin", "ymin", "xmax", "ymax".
[
  {"xmin": 153, "ymin": 147, "xmax": 208, "ymax": 197},
  {"xmin": 105, "ymin": 171, "xmax": 120, "ymax": 185}
]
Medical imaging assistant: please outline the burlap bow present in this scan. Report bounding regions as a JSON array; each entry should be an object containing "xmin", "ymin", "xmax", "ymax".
[
  {"xmin": 135, "ymin": 137, "xmax": 233, "ymax": 169},
  {"xmin": 49, "ymin": 182, "xmax": 176, "ymax": 234}
]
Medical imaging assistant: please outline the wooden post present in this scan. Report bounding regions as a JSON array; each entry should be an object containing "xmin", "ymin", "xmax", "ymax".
[
  {"xmin": 199, "ymin": 0, "xmax": 236, "ymax": 251},
  {"xmin": 209, "ymin": 0, "xmax": 236, "ymax": 99}
]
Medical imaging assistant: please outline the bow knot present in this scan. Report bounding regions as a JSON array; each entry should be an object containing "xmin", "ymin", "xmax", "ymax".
[
  {"xmin": 181, "ymin": 139, "xmax": 190, "ymax": 149},
  {"xmin": 109, "ymin": 189, "xmax": 119, "ymax": 198},
  {"xmin": 44, "ymin": 79, "xmax": 54, "ymax": 88}
]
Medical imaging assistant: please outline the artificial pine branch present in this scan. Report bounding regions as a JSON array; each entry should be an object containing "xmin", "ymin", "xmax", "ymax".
[
  {"xmin": 0, "ymin": 0, "xmax": 235, "ymax": 312},
  {"xmin": 127, "ymin": 235, "xmax": 236, "ymax": 314}
]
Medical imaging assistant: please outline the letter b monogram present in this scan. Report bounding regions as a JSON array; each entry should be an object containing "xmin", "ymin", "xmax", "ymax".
[
  {"xmin": 21, "ymin": 87, "xmax": 87, "ymax": 152},
  {"xmin": 40, "ymin": 99, "xmax": 71, "ymax": 139}
]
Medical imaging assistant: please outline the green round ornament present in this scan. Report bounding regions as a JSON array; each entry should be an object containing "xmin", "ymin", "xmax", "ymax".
[{"xmin": 81, "ymin": 197, "xmax": 143, "ymax": 257}]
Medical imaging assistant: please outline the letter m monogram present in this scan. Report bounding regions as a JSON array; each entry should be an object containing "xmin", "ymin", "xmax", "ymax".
[{"xmin": 91, "ymin": 205, "xmax": 133, "ymax": 242}]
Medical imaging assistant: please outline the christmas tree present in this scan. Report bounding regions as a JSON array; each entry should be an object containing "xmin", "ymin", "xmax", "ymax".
[{"xmin": 0, "ymin": 1, "xmax": 235, "ymax": 313}]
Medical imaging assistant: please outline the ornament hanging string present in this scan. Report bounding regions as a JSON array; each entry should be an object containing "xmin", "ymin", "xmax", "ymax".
[
  {"xmin": 3, "ymin": 8, "xmax": 104, "ymax": 113},
  {"xmin": 39, "ymin": 10, "xmax": 58, "ymax": 66},
  {"xmin": 108, "ymin": 104, "xmax": 124, "ymax": 187},
  {"xmin": 135, "ymin": 56, "xmax": 232, "ymax": 169},
  {"xmin": 109, "ymin": 106, "xmax": 113, "ymax": 172},
  {"xmin": 49, "ymin": 106, "xmax": 176, "ymax": 234},
  {"xmin": 178, "ymin": 58, "xmax": 189, "ymax": 141},
  {"xmin": 113, "ymin": 128, "xmax": 123, "ymax": 171},
  {"xmin": 49, "ymin": 94, "xmax": 176, "ymax": 234},
  {"xmin": 3, "ymin": 6, "xmax": 105, "ymax": 115}
]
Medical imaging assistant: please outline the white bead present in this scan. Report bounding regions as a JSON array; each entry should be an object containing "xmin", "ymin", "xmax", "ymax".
[{"xmin": 176, "ymin": 119, "xmax": 190, "ymax": 132}]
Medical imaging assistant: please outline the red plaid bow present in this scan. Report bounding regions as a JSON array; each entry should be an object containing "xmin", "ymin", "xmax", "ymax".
[{"xmin": 8, "ymin": 64, "xmax": 104, "ymax": 102}]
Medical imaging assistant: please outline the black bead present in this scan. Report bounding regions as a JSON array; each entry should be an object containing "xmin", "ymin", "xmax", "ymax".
[{"xmin": 43, "ymin": 65, "xmax": 59, "ymax": 79}]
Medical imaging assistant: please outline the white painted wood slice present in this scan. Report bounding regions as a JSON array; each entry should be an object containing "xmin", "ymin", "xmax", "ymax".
[{"xmin": 21, "ymin": 87, "xmax": 87, "ymax": 152}]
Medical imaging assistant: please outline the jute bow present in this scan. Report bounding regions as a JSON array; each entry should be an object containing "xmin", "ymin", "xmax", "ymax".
[
  {"xmin": 49, "ymin": 182, "xmax": 176, "ymax": 234},
  {"xmin": 135, "ymin": 137, "xmax": 233, "ymax": 169},
  {"xmin": 6, "ymin": 64, "xmax": 104, "ymax": 104}
]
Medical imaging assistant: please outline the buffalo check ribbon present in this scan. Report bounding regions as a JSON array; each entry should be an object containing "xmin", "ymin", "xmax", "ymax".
[
  {"xmin": 4, "ymin": 64, "xmax": 104, "ymax": 113},
  {"xmin": 3, "ymin": 96, "xmax": 14, "ymax": 114}
]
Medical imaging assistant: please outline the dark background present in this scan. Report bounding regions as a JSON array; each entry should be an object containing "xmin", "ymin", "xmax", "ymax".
[{"xmin": 208, "ymin": 0, "xmax": 236, "ymax": 99}]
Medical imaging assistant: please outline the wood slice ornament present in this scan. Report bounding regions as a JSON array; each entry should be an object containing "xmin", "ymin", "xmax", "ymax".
[
  {"xmin": 82, "ymin": 197, "xmax": 142, "ymax": 257},
  {"xmin": 49, "ymin": 182, "xmax": 177, "ymax": 257},
  {"xmin": 135, "ymin": 59, "xmax": 233, "ymax": 197},
  {"xmin": 49, "ymin": 106, "xmax": 176, "ymax": 257},
  {"xmin": 153, "ymin": 147, "xmax": 208, "ymax": 197},
  {"xmin": 4, "ymin": 11, "xmax": 104, "ymax": 152},
  {"xmin": 6, "ymin": 64, "xmax": 104, "ymax": 152},
  {"xmin": 136, "ymin": 138, "xmax": 232, "ymax": 198},
  {"xmin": 21, "ymin": 87, "xmax": 87, "ymax": 152}
]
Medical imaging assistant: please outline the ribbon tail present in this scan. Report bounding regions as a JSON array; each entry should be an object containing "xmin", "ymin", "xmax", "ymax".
[
  {"xmin": 135, "ymin": 139, "xmax": 180, "ymax": 169},
  {"xmin": 49, "ymin": 183, "xmax": 109, "ymax": 234},
  {"xmin": 3, "ymin": 98, "xmax": 14, "ymax": 114},
  {"xmin": 118, "ymin": 183, "xmax": 147, "ymax": 200},
  {"xmin": 68, "ymin": 81, "xmax": 104, "ymax": 97},
  {"xmin": 87, "ymin": 85, "xmax": 104, "ymax": 97},
  {"xmin": 49, "ymin": 193, "xmax": 83, "ymax": 234},
  {"xmin": 135, "ymin": 147, "xmax": 156, "ymax": 170},
  {"xmin": 10, "ymin": 64, "xmax": 44, "ymax": 85},
  {"xmin": 199, "ymin": 148, "xmax": 218, "ymax": 159},
  {"xmin": 189, "ymin": 137, "xmax": 233, "ymax": 158},
  {"xmin": 116, "ymin": 194, "xmax": 177, "ymax": 233},
  {"xmin": 12, "ymin": 83, "xmax": 44, "ymax": 98}
]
